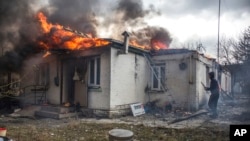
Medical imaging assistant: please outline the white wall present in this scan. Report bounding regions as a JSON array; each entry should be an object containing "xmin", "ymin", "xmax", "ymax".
[
  {"xmin": 221, "ymin": 71, "xmax": 231, "ymax": 93},
  {"xmin": 195, "ymin": 54, "xmax": 214, "ymax": 110},
  {"xmin": 87, "ymin": 49, "xmax": 111, "ymax": 110},
  {"xmin": 152, "ymin": 53, "xmax": 193, "ymax": 109},
  {"xmin": 45, "ymin": 55, "xmax": 60, "ymax": 104},
  {"xmin": 109, "ymin": 48, "xmax": 149, "ymax": 110}
]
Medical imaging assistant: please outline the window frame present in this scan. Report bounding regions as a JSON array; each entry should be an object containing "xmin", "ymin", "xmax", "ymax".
[
  {"xmin": 34, "ymin": 63, "xmax": 50, "ymax": 86},
  {"xmin": 88, "ymin": 56, "xmax": 101, "ymax": 87},
  {"xmin": 151, "ymin": 64, "xmax": 165, "ymax": 91}
]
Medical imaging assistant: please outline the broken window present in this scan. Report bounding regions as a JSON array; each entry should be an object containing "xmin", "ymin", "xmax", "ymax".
[
  {"xmin": 151, "ymin": 65, "xmax": 165, "ymax": 91},
  {"xmin": 34, "ymin": 63, "xmax": 50, "ymax": 86},
  {"xmin": 88, "ymin": 57, "xmax": 101, "ymax": 86}
]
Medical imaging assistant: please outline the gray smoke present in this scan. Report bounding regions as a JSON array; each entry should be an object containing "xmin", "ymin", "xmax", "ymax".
[
  {"xmin": 131, "ymin": 26, "xmax": 172, "ymax": 49},
  {"xmin": 113, "ymin": 0, "xmax": 171, "ymax": 49},
  {"xmin": 0, "ymin": 0, "xmax": 41, "ymax": 72},
  {"xmin": 45, "ymin": 0, "xmax": 100, "ymax": 37},
  {"xmin": 0, "ymin": 0, "xmax": 172, "ymax": 72},
  {"xmin": 41, "ymin": 0, "xmax": 171, "ymax": 49},
  {"xmin": 116, "ymin": 0, "xmax": 147, "ymax": 21}
]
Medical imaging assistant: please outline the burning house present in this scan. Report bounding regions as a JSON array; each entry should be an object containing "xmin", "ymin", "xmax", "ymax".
[
  {"xmin": 12, "ymin": 12, "xmax": 229, "ymax": 118},
  {"xmin": 20, "ymin": 38, "xmax": 230, "ymax": 118},
  {"xmin": 0, "ymin": 0, "xmax": 231, "ymax": 118}
]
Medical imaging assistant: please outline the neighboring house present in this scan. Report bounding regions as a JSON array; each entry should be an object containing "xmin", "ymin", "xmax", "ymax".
[
  {"xmin": 19, "ymin": 38, "xmax": 230, "ymax": 117},
  {"xmin": 151, "ymin": 49, "xmax": 218, "ymax": 111},
  {"xmin": 224, "ymin": 63, "xmax": 244, "ymax": 96},
  {"xmin": 219, "ymin": 66, "xmax": 232, "ymax": 96}
]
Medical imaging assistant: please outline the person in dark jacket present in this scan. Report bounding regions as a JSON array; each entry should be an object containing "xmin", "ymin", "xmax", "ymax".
[{"xmin": 204, "ymin": 72, "xmax": 220, "ymax": 118}]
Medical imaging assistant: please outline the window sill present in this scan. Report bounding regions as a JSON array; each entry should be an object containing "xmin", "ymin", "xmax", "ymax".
[
  {"xmin": 88, "ymin": 86, "xmax": 102, "ymax": 92},
  {"xmin": 147, "ymin": 90, "xmax": 165, "ymax": 94}
]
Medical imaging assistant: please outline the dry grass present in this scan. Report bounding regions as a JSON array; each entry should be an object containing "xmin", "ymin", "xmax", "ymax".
[{"xmin": 3, "ymin": 120, "xmax": 229, "ymax": 141}]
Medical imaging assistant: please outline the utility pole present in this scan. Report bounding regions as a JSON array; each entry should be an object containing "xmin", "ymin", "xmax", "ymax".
[
  {"xmin": 217, "ymin": 0, "xmax": 221, "ymax": 63},
  {"xmin": 217, "ymin": 0, "xmax": 221, "ymax": 80}
]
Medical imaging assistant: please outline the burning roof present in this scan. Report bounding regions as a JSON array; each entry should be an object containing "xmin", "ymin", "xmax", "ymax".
[
  {"xmin": 37, "ymin": 12, "xmax": 110, "ymax": 50},
  {"xmin": 36, "ymin": 12, "xmax": 172, "ymax": 51},
  {"xmin": 0, "ymin": 0, "xmax": 173, "ymax": 72}
]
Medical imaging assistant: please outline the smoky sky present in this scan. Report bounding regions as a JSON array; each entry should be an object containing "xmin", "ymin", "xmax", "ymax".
[
  {"xmin": 45, "ymin": 0, "xmax": 100, "ymax": 37},
  {"xmin": 42, "ymin": 0, "xmax": 170, "ymax": 47},
  {"xmin": 44, "ymin": 0, "xmax": 161, "ymax": 36},
  {"xmin": 116, "ymin": 0, "xmax": 148, "ymax": 21},
  {"xmin": 0, "ymin": 0, "xmax": 39, "ymax": 49},
  {"xmin": 0, "ymin": 0, "xmax": 41, "ymax": 72},
  {"xmin": 131, "ymin": 26, "xmax": 172, "ymax": 49},
  {"xmin": 0, "ymin": 0, "xmax": 172, "ymax": 72}
]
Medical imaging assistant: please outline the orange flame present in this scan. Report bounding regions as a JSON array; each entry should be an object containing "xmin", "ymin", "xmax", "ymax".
[
  {"xmin": 129, "ymin": 40, "xmax": 149, "ymax": 50},
  {"xmin": 129, "ymin": 39, "xmax": 168, "ymax": 51},
  {"xmin": 37, "ymin": 12, "xmax": 110, "ymax": 50},
  {"xmin": 37, "ymin": 12, "xmax": 169, "ymax": 51},
  {"xmin": 43, "ymin": 51, "xmax": 51, "ymax": 58},
  {"xmin": 152, "ymin": 40, "xmax": 168, "ymax": 50}
]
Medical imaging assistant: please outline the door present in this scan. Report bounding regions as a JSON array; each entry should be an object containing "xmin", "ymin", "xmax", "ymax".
[
  {"xmin": 62, "ymin": 58, "xmax": 88, "ymax": 107},
  {"xmin": 74, "ymin": 58, "xmax": 88, "ymax": 107}
]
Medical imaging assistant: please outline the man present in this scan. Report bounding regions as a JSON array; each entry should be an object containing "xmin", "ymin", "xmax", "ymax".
[{"xmin": 204, "ymin": 72, "xmax": 220, "ymax": 118}]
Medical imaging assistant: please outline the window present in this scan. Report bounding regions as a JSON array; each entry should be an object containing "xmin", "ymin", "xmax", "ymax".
[
  {"xmin": 34, "ymin": 63, "xmax": 50, "ymax": 86},
  {"xmin": 88, "ymin": 57, "xmax": 101, "ymax": 86},
  {"xmin": 151, "ymin": 65, "xmax": 165, "ymax": 91}
]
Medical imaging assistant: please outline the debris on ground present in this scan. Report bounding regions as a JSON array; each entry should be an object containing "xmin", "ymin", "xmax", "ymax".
[{"xmin": 0, "ymin": 94, "xmax": 249, "ymax": 140}]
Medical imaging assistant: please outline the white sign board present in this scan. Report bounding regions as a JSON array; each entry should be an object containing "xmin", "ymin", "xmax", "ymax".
[{"xmin": 130, "ymin": 103, "xmax": 145, "ymax": 116}]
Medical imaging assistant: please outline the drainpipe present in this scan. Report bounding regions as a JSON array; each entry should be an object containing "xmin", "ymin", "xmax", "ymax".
[
  {"xmin": 189, "ymin": 55, "xmax": 193, "ymax": 84},
  {"xmin": 60, "ymin": 60, "xmax": 63, "ymax": 105},
  {"xmin": 188, "ymin": 54, "xmax": 194, "ymax": 111}
]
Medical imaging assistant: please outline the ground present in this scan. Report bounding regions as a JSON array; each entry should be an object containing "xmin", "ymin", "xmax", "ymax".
[{"xmin": 0, "ymin": 94, "xmax": 250, "ymax": 141}]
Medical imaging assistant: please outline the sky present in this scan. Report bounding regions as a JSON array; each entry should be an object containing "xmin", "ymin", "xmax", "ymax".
[{"xmin": 145, "ymin": 0, "xmax": 250, "ymax": 56}]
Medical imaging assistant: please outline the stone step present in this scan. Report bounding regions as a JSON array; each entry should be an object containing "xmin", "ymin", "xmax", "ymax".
[
  {"xmin": 40, "ymin": 106, "xmax": 74, "ymax": 113},
  {"xmin": 35, "ymin": 110, "xmax": 79, "ymax": 119}
]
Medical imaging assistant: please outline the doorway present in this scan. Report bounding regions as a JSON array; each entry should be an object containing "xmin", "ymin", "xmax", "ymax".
[{"xmin": 62, "ymin": 58, "xmax": 88, "ymax": 107}]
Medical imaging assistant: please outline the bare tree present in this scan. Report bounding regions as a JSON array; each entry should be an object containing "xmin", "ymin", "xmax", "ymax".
[
  {"xmin": 231, "ymin": 26, "xmax": 250, "ymax": 94},
  {"xmin": 219, "ymin": 37, "xmax": 238, "ymax": 65},
  {"xmin": 181, "ymin": 41, "xmax": 206, "ymax": 54},
  {"xmin": 232, "ymin": 26, "xmax": 250, "ymax": 64}
]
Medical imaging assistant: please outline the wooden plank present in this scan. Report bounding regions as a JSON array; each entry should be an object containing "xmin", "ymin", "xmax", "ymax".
[{"xmin": 168, "ymin": 110, "xmax": 209, "ymax": 125}]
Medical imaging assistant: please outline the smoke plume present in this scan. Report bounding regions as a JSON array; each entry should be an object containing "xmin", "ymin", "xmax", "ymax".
[
  {"xmin": 0, "ymin": 0, "xmax": 41, "ymax": 72},
  {"xmin": 0, "ymin": 0, "xmax": 172, "ymax": 72},
  {"xmin": 131, "ymin": 26, "xmax": 172, "ymax": 49},
  {"xmin": 45, "ymin": 0, "xmax": 100, "ymax": 37}
]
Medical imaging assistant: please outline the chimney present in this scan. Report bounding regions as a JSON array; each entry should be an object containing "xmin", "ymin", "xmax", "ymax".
[{"xmin": 121, "ymin": 31, "xmax": 130, "ymax": 54}]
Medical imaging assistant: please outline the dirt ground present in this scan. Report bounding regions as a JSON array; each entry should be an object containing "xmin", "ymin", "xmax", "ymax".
[{"xmin": 0, "ymin": 94, "xmax": 250, "ymax": 141}]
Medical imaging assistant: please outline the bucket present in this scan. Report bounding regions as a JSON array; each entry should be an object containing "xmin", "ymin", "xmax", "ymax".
[{"xmin": 0, "ymin": 128, "xmax": 7, "ymax": 136}]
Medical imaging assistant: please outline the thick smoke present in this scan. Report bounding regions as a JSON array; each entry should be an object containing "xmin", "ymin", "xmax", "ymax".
[
  {"xmin": 45, "ymin": 0, "xmax": 100, "ymax": 37},
  {"xmin": 0, "ymin": 0, "xmax": 41, "ymax": 72},
  {"xmin": 131, "ymin": 26, "xmax": 172, "ymax": 49},
  {"xmin": 0, "ymin": 0, "xmax": 172, "ymax": 72},
  {"xmin": 40, "ymin": 0, "xmax": 171, "ymax": 48},
  {"xmin": 112, "ymin": 0, "xmax": 171, "ymax": 49},
  {"xmin": 116, "ymin": 0, "xmax": 147, "ymax": 21}
]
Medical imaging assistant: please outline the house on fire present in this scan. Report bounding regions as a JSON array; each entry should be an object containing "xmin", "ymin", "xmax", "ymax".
[{"xmin": 19, "ymin": 36, "xmax": 231, "ymax": 117}]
